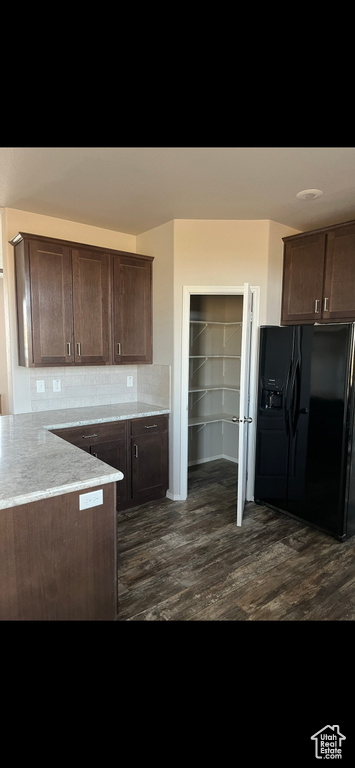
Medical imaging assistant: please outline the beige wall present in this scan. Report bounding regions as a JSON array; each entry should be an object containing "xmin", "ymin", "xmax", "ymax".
[
  {"xmin": 139, "ymin": 218, "xmax": 299, "ymax": 497},
  {"xmin": 137, "ymin": 220, "xmax": 174, "ymax": 366}
]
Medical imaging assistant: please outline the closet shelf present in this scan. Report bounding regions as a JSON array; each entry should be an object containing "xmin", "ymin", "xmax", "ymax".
[
  {"xmin": 189, "ymin": 413, "xmax": 239, "ymax": 427},
  {"xmin": 189, "ymin": 386, "xmax": 240, "ymax": 392},
  {"xmin": 190, "ymin": 321, "xmax": 242, "ymax": 325}
]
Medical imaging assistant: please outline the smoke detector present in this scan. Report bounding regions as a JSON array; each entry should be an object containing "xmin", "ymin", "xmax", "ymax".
[{"xmin": 296, "ymin": 188, "xmax": 324, "ymax": 201}]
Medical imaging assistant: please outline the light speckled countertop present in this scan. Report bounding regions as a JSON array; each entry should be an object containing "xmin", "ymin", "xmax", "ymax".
[{"xmin": 0, "ymin": 402, "xmax": 170, "ymax": 510}]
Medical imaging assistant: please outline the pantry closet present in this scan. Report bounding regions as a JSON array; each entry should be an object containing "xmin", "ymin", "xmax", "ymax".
[{"xmin": 188, "ymin": 293, "xmax": 243, "ymax": 474}]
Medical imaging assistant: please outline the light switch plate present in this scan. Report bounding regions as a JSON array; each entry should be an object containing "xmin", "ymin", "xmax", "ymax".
[{"xmin": 36, "ymin": 380, "xmax": 45, "ymax": 393}]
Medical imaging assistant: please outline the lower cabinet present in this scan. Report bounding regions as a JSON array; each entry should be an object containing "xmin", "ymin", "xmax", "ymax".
[
  {"xmin": 0, "ymin": 484, "xmax": 117, "ymax": 621},
  {"xmin": 130, "ymin": 416, "xmax": 169, "ymax": 503},
  {"xmin": 51, "ymin": 414, "xmax": 169, "ymax": 511}
]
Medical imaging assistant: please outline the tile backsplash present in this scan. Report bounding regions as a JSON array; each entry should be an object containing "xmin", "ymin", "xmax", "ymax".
[{"xmin": 30, "ymin": 364, "xmax": 170, "ymax": 411}]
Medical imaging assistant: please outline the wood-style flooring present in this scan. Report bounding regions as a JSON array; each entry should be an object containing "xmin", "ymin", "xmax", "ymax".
[{"xmin": 117, "ymin": 459, "xmax": 355, "ymax": 621}]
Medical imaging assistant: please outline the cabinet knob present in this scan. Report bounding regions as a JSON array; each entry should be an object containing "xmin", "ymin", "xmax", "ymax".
[
  {"xmin": 77, "ymin": 342, "xmax": 81, "ymax": 355},
  {"xmin": 314, "ymin": 299, "xmax": 320, "ymax": 313},
  {"xmin": 117, "ymin": 342, "xmax": 121, "ymax": 355},
  {"xmin": 134, "ymin": 444, "xmax": 139, "ymax": 458},
  {"xmin": 324, "ymin": 297, "xmax": 329, "ymax": 311}
]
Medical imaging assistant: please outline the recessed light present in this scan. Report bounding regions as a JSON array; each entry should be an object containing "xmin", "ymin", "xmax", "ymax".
[{"xmin": 296, "ymin": 188, "xmax": 324, "ymax": 201}]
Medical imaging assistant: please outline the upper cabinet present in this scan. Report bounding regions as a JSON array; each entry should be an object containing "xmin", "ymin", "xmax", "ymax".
[
  {"xmin": 11, "ymin": 232, "xmax": 153, "ymax": 367},
  {"xmin": 71, "ymin": 248, "xmax": 111, "ymax": 365},
  {"xmin": 281, "ymin": 220, "xmax": 355, "ymax": 325},
  {"xmin": 112, "ymin": 254, "xmax": 152, "ymax": 364}
]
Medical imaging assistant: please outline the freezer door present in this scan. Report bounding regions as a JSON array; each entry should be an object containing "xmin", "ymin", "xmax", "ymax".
[
  {"xmin": 254, "ymin": 326, "xmax": 294, "ymax": 509},
  {"xmin": 287, "ymin": 323, "xmax": 352, "ymax": 538}
]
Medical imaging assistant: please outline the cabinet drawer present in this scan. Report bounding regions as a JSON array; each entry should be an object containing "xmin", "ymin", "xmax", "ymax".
[
  {"xmin": 51, "ymin": 420, "xmax": 127, "ymax": 446},
  {"xmin": 130, "ymin": 415, "xmax": 169, "ymax": 437}
]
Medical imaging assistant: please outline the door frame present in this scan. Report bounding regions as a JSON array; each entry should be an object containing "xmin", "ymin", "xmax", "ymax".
[{"xmin": 180, "ymin": 284, "xmax": 260, "ymax": 503}]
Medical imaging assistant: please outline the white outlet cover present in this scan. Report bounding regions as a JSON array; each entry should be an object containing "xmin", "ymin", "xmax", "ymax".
[{"xmin": 79, "ymin": 489, "xmax": 103, "ymax": 510}]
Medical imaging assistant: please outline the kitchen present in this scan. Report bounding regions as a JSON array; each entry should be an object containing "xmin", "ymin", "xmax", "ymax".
[{"xmin": 2, "ymin": 147, "xmax": 355, "ymax": 621}]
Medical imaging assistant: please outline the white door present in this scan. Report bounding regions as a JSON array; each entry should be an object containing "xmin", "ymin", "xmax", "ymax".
[{"xmin": 236, "ymin": 283, "xmax": 253, "ymax": 526}]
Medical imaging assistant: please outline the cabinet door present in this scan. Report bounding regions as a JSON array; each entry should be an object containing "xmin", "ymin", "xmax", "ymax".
[
  {"xmin": 72, "ymin": 249, "xmax": 111, "ymax": 364},
  {"xmin": 131, "ymin": 416, "xmax": 169, "ymax": 501},
  {"xmin": 90, "ymin": 440, "xmax": 128, "ymax": 508},
  {"xmin": 112, "ymin": 255, "xmax": 153, "ymax": 363},
  {"xmin": 29, "ymin": 239, "xmax": 74, "ymax": 365},
  {"xmin": 323, "ymin": 223, "xmax": 355, "ymax": 321},
  {"xmin": 281, "ymin": 234, "xmax": 326, "ymax": 324}
]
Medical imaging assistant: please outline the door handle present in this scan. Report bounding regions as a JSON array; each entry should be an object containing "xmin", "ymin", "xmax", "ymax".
[{"xmin": 232, "ymin": 417, "xmax": 252, "ymax": 423}]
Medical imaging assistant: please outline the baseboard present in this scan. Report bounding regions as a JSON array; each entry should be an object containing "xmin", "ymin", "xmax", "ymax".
[
  {"xmin": 166, "ymin": 490, "xmax": 185, "ymax": 501},
  {"xmin": 188, "ymin": 454, "xmax": 238, "ymax": 467}
]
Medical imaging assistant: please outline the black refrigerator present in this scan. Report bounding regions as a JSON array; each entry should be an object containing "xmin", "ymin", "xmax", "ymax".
[{"xmin": 254, "ymin": 323, "xmax": 355, "ymax": 541}]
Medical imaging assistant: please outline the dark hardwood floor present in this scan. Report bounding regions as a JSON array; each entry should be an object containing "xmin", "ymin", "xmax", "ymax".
[{"xmin": 117, "ymin": 459, "xmax": 355, "ymax": 621}]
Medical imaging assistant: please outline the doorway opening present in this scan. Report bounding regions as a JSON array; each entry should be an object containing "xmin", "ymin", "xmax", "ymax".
[
  {"xmin": 188, "ymin": 293, "xmax": 242, "ymax": 499},
  {"xmin": 180, "ymin": 284, "xmax": 259, "ymax": 523}
]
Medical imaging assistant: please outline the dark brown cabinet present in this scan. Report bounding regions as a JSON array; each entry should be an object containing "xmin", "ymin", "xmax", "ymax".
[
  {"xmin": 11, "ymin": 232, "xmax": 153, "ymax": 367},
  {"xmin": 51, "ymin": 414, "xmax": 169, "ymax": 510},
  {"xmin": 15, "ymin": 236, "xmax": 74, "ymax": 366},
  {"xmin": 0, "ymin": 484, "xmax": 117, "ymax": 621},
  {"xmin": 112, "ymin": 254, "xmax": 152, "ymax": 364},
  {"xmin": 130, "ymin": 415, "xmax": 169, "ymax": 503},
  {"xmin": 72, "ymin": 248, "xmax": 111, "ymax": 364},
  {"xmin": 281, "ymin": 220, "xmax": 355, "ymax": 325}
]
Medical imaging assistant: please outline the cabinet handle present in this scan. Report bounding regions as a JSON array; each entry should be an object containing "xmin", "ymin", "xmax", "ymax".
[
  {"xmin": 77, "ymin": 342, "xmax": 81, "ymax": 356},
  {"xmin": 314, "ymin": 299, "xmax": 320, "ymax": 313},
  {"xmin": 67, "ymin": 342, "xmax": 71, "ymax": 356},
  {"xmin": 134, "ymin": 444, "xmax": 139, "ymax": 458},
  {"xmin": 145, "ymin": 424, "xmax": 158, "ymax": 429},
  {"xmin": 117, "ymin": 342, "xmax": 121, "ymax": 355},
  {"xmin": 82, "ymin": 433, "xmax": 98, "ymax": 439},
  {"xmin": 324, "ymin": 297, "xmax": 329, "ymax": 311}
]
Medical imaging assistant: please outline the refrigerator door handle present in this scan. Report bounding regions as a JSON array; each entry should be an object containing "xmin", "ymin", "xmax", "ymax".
[
  {"xmin": 284, "ymin": 359, "xmax": 293, "ymax": 436},
  {"xmin": 290, "ymin": 359, "xmax": 301, "ymax": 433}
]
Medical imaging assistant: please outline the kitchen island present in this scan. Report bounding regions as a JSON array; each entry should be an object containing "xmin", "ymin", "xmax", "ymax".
[{"xmin": 0, "ymin": 402, "xmax": 169, "ymax": 621}]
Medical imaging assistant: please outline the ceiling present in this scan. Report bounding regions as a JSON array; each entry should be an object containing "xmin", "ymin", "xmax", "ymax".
[{"xmin": 1, "ymin": 146, "xmax": 355, "ymax": 236}]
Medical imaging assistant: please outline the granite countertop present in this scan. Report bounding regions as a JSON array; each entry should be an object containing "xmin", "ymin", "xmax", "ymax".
[{"xmin": 0, "ymin": 402, "xmax": 170, "ymax": 510}]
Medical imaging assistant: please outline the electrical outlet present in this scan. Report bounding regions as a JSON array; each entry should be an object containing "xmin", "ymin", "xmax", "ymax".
[
  {"xmin": 53, "ymin": 379, "xmax": 61, "ymax": 392},
  {"xmin": 36, "ymin": 380, "xmax": 45, "ymax": 393},
  {"xmin": 127, "ymin": 375, "xmax": 133, "ymax": 387},
  {"xmin": 79, "ymin": 489, "xmax": 103, "ymax": 510}
]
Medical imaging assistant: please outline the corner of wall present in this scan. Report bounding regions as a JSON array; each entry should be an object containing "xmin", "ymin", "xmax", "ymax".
[{"xmin": 266, "ymin": 221, "xmax": 302, "ymax": 325}]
